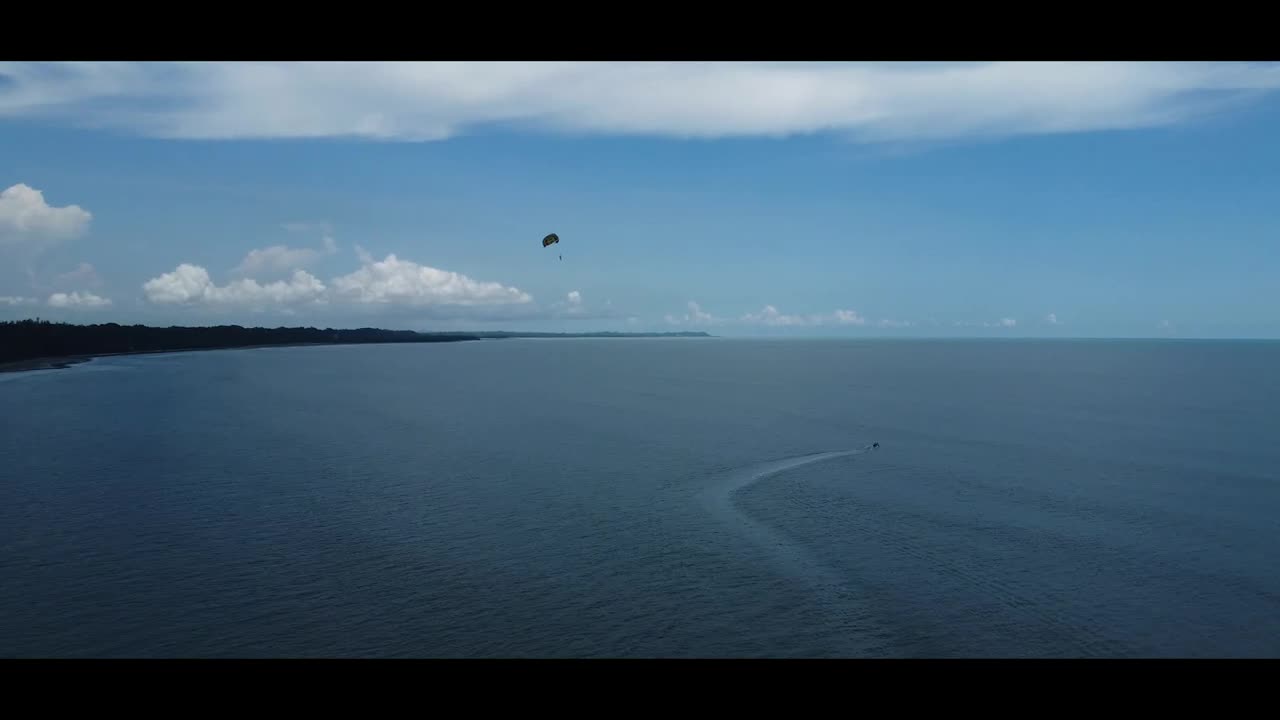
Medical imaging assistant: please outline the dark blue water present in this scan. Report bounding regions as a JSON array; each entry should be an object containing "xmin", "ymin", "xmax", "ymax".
[{"xmin": 2, "ymin": 338, "xmax": 1278, "ymax": 657}]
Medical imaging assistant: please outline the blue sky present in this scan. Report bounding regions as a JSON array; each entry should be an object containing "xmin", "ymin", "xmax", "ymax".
[{"xmin": 2, "ymin": 61, "xmax": 1279, "ymax": 338}]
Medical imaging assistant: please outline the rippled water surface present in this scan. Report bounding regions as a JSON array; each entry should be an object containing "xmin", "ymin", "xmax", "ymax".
[{"xmin": 2, "ymin": 338, "xmax": 1278, "ymax": 657}]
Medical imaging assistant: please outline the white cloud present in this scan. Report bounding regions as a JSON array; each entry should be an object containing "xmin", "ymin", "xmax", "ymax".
[
  {"xmin": 953, "ymin": 318, "xmax": 1020, "ymax": 329},
  {"xmin": 742, "ymin": 305, "xmax": 816, "ymax": 326},
  {"xmin": 687, "ymin": 301, "xmax": 714, "ymax": 323},
  {"xmin": 1046, "ymin": 312, "xmax": 1060, "ymax": 325},
  {"xmin": 834, "ymin": 309, "xmax": 867, "ymax": 325},
  {"xmin": 330, "ymin": 253, "xmax": 531, "ymax": 307},
  {"xmin": 144, "ymin": 263, "xmax": 327, "ymax": 306},
  {"xmin": 671, "ymin": 303, "xmax": 902, "ymax": 329},
  {"xmin": 742, "ymin": 306, "xmax": 875, "ymax": 327},
  {"xmin": 557, "ymin": 290, "xmax": 585, "ymax": 316},
  {"xmin": 665, "ymin": 300, "xmax": 719, "ymax": 326},
  {"xmin": 1, "ymin": 295, "xmax": 37, "ymax": 306},
  {"xmin": 47, "ymin": 291, "xmax": 111, "ymax": 308},
  {"xmin": 0, "ymin": 183, "xmax": 92, "ymax": 253},
  {"xmin": 544, "ymin": 289, "xmax": 631, "ymax": 322},
  {"xmin": 877, "ymin": 318, "xmax": 914, "ymax": 328},
  {"xmin": 234, "ymin": 235, "xmax": 338, "ymax": 276},
  {"xmin": 145, "ymin": 250, "xmax": 531, "ymax": 315},
  {"xmin": 2, "ymin": 62, "xmax": 1278, "ymax": 144}
]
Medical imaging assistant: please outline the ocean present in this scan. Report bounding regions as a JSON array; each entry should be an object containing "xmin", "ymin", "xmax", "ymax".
[{"xmin": 1, "ymin": 338, "xmax": 1277, "ymax": 657}]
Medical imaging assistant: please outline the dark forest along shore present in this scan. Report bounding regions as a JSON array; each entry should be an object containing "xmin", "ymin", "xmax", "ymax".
[{"xmin": 0, "ymin": 319, "xmax": 712, "ymax": 374}]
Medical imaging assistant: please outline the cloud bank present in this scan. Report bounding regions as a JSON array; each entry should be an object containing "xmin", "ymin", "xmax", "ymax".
[
  {"xmin": 47, "ymin": 291, "xmax": 112, "ymax": 308},
  {"xmin": 742, "ymin": 305, "xmax": 816, "ymax": 326},
  {"xmin": 330, "ymin": 254, "xmax": 532, "ymax": 307},
  {"xmin": 2, "ymin": 62, "xmax": 1278, "ymax": 144},
  {"xmin": 144, "ymin": 264, "xmax": 327, "ymax": 306},
  {"xmin": 144, "ymin": 252, "xmax": 532, "ymax": 313},
  {"xmin": 954, "ymin": 318, "xmax": 1020, "ymax": 329},
  {"xmin": 834, "ymin": 309, "xmax": 868, "ymax": 326},
  {"xmin": 665, "ymin": 301, "xmax": 719, "ymax": 326},
  {"xmin": 666, "ymin": 302, "xmax": 913, "ymax": 329},
  {"xmin": 742, "ymin": 306, "xmax": 884, "ymax": 327}
]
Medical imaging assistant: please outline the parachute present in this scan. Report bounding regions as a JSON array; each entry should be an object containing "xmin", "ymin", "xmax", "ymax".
[{"xmin": 542, "ymin": 232, "xmax": 561, "ymax": 260}]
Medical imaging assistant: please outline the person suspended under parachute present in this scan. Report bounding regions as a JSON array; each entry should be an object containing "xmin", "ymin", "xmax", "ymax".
[{"xmin": 543, "ymin": 232, "xmax": 560, "ymax": 260}]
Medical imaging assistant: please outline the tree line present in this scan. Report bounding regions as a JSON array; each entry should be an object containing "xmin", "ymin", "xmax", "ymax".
[{"xmin": 0, "ymin": 319, "xmax": 478, "ymax": 365}]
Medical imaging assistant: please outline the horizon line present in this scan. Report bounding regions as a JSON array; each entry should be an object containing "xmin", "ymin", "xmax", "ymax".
[{"xmin": 6, "ymin": 318, "xmax": 1279, "ymax": 342}]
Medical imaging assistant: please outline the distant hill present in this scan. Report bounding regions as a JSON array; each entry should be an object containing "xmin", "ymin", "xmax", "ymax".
[{"xmin": 0, "ymin": 319, "xmax": 711, "ymax": 371}]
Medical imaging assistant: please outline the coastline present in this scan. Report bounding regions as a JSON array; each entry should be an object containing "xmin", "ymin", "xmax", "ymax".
[
  {"xmin": 0, "ymin": 356, "xmax": 95, "ymax": 374},
  {"xmin": 0, "ymin": 339, "xmax": 480, "ymax": 376},
  {"xmin": 0, "ymin": 330, "xmax": 715, "ymax": 376}
]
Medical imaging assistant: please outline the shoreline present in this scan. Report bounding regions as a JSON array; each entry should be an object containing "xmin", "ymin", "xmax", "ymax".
[
  {"xmin": 0, "ymin": 340, "xmax": 463, "ymax": 376},
  {"xmin": 0, "ymin": 332, "xmax": 716, "ymax": 376},
  {"xmin": 0, "ymin": 356, "xmax": 96, "ymax": 374}
]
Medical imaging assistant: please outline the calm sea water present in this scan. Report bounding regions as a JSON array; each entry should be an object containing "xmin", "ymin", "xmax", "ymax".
[{"xmin": 2, "ymin": 338, "xmax": 1278, "ymax": 658}]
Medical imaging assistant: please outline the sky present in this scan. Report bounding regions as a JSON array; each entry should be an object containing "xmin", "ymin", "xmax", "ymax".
[{"xmin": 2, "ymin": 61, "xmax": 1279, "ymax": 338}]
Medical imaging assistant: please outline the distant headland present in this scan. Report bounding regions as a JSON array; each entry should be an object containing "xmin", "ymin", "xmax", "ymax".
[{"xmin": 0, "ymin": 319, "xmax": 713, "ymax": 374}]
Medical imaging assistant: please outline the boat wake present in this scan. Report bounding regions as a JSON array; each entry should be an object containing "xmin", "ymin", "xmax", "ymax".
[{"xmin": 698, "ymin": 444, "xmax": 896, "ymax": 656}]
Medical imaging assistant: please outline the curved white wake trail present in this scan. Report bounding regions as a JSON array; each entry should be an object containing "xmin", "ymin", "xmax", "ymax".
[
  {"xmin": 703, "ymin": 449, "xmax": 869, "ymax": 511},
  {"xmin": 699, "ymin": 445, "xmax": 895, "ymax": 656}
]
